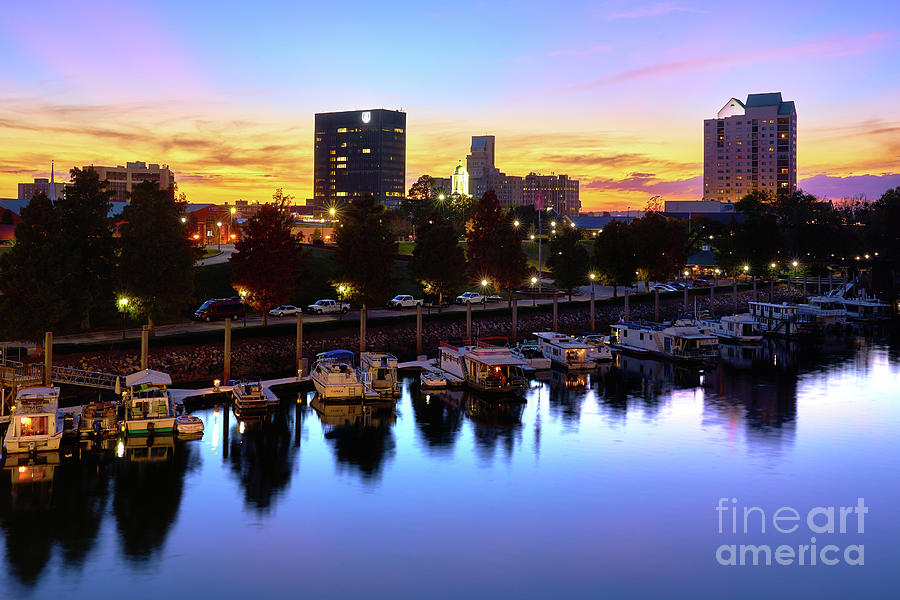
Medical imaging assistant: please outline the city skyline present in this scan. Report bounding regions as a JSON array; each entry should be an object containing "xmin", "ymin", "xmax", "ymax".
[{"xmin": 1, "ymin": 1, "xmax": 898, "ymax": 211}]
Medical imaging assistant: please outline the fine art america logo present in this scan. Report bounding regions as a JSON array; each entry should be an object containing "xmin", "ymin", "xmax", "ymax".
[{"xmin": 715, "ymin": 497, "xmax": 867, "ymax": 566}]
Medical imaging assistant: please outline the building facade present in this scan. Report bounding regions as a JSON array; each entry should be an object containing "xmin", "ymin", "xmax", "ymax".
[
  {"xmin": 17, "ymin": 177, "xmax": 67, "ymax": 201},
  {"xmin": 466, "ymin": 135, "xmax": 523, "ymax": 207},
  {"xmin": 313, "ymin": 109, "xmax": 406, "ymax": 209},
  {"xmin": 83, "ymin": 161, "xmax": 175, "ymax": 202},
  {"xmin": 523, "ymin": 173, "xmax": 580, "ymax": 216},
  {"xmin": 703, "ymin": 92, "xmax": 797, "ymax": 203}
]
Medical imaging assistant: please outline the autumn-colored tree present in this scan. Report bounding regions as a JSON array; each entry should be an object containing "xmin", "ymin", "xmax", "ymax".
[
  {"xmin": 409, "ymin": 212, "xmax": 466, "ymax": 310},
  {"xmin": 333, "ymin": 194, "xmax": 398, "ymax": 306},
  {"xmin": 465, "ymin": 190, "xmax": 504, "ymax": 280},
  {"xmin": 548, "ymin": 226, "xmax": 589, "ymax": 300},
  {"xmin": 230, "ymin": 193, "xmax": 305, "ymax": 325}
]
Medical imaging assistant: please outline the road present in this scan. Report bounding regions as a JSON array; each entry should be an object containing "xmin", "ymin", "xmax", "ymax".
[
  {"xmin": 196, "ymin": 244, "xmax": 236, "ymax": 266},
  {"xmin": 48, "ymin": 284, "xmax": 636, "ymax": 345}
]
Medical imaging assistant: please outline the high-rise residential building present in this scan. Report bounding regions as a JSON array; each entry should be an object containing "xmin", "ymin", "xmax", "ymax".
[
  {"xmin": 17, "ymin": 177, "xmax": 66, "ymax": 201},
  {"xmin": 703, "ymin": 92, "xmax": 797, "ymax": 203},
  {"xmin": 313, "ymin": 109, "xmax": 406, "ymax": 209},
  {"xmin": 84, "ymin": 161, "xmax": 176, "ymax": 202},
  {"xmin": 523, "ymin": 173, "xmax": 580, "ymax": 216},
  {"xmin": 465, "ymin": 135, "xmax": 522, "ymax": 207}
]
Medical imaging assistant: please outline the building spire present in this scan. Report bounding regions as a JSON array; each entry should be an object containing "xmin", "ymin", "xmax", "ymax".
[{"xmin": 50, "ymin": 160, "xmax": 57, "ymax": 201}]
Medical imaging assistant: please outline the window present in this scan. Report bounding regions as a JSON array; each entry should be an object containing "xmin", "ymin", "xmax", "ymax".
[
  {"xmin": 337, "ymin": 128, "xmax": 347, "ymax": 133},
  {"xmin": 362, "ymin": 148, "xmax": 371, "ymax": 153},
  {"xmin": 336, "ymin": 191, "xmax": 348, "ymax": 197}
]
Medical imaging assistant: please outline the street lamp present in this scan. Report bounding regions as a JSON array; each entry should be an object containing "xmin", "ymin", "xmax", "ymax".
[
  {"xmin": 743, "ymin": 264, "xmax": 750, "ymax": 274},
  {"xmin": 513, "ymin": 219, "xmax": 520, "ymax": 228},
  {"xmin": 530, "ymin": 276, "xmax": 538, "ymax": 306},
  {"xmin": 480, "ymin": 279, "xmax": 489, "ymax": 310},
  {"xmin": 589, "ymin": 272, "xmax": 596, "ymax": 298},
  {"xmin": 791, "ymin": 260, "xmax": 799, "ymax": 268},
  {"xmin": 180, "ymin": 216, "xmax": 186, "ymax": 224},
  {"xmin": 216, "ymin": 221, "xmax": 223, "ymax": 250},
  {"xmin": 118, "ymin": 297, "xmax": 128, "ymax": 340},
  {"xmin": 239, "ymin": 290, "xmax": 248, "ymax": 326},
  {"xmin": 530, "ymin": 233, "xmax": 536, "ymax": 240}
]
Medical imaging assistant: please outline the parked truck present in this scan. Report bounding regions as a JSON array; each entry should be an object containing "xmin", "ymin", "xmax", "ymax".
[{"xmin": 305, "ymin": 299, "xmax": 350, "ymax": 314}]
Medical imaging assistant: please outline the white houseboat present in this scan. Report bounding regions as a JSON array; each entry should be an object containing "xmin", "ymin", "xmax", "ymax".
[
  {"xmin": 609, "ymin": 321, "xmax": 719, "ymax": 363},
  {"xmin": 3, "ymin": 386, "xmax": 66, "ymax": 453},
  {"xmin": 512, "ymin": 340, "xmax": 552, "ymax": 370},
  {"xmin": 838, "ymin": 294, "xmax": 891, "ymax": 321},
  {"xmin": 748, "ymin": 302, "xmax": 842, "ymax": 337},
  {"xmin": 438, "ymin": 338, "xmax": 527, "ymax": 394},
  {"xmin": 700, "ymin": 314, "xmax": 763, "ymax": 343},
  {"xmin": 533, "ymin": 332, "xmax": 596, "ymax": 370},
  {"xmin": 576, "ymin": 333, "xmax": 614, "ymax": 361},
  {"xmin": 123, "ymin": 369, "xmax": 175, "ymax": 436},
  {"xmin": 359, "ymin": 352, "xmax": 400, "ymax": 397},
  {"xmin": 311, "ymin": 350, "xmax": 366, "ymax": 400}
]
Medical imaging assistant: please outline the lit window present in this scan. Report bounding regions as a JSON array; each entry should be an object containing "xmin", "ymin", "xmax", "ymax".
[
  {"xmin": 336, "ymin": 192, "xmax": 348, "ymax": 197},
  {"xmin": 362, "ymin": 148, "xmax": 371, "ymax": 153},
  {"xmin": 337, "ymin": 128, "xmax": 347, "ymax": 133}
]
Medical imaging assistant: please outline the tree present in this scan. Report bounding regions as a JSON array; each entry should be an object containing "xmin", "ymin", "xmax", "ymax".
[
  {"xmin": 593, "ymin": 220, "xmax": 637, "ymax": 296},
  {"xmin": 117, "ymin": 182, "xmax": 196, "ymax": 329},
  {"xmin": 401, "ymin": 175, "xmax": 435, "ymax": 232},
  {"xmin": 230, "ymin": 193, "xmax": 305, "ymax": 325},
  {"xmin": 488, "ymin": 220, "xmax": 528, "ymax": 304},
  {"xmin": 465, "ymin": 191, "xmax": 504, "ymax": 280},
  {"xmin": 56, "ymin": 167, "xmax": 116, "ymax": 329},
  {"xmin": 548, "ymin": 226, "xmax": 589, "ymax": 300},
  {"xmin": 333, "ymin": 194, "xmax": 398, "ymax": 307},
  {"xmin": 409, "ymin": 213, "xmax": 466, "ymax": 310},
  {"xmin": 630, "ymin": 212, "xmax": 687, "ymax": 285},
  {"xmin": 0, "ymin": 193, "xmax": 69, "ymax": 342}
]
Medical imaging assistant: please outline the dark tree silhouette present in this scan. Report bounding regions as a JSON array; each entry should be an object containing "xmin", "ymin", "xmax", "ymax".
[
  {"xmin": 333, "ymin": 194, "xmax": 398, "ymax": 306},
  {"xmin": 548, "ymin": 226, "xmax": 589, "ymax": 300},
  {"xmin": 593, "ymin": 220, "xmax": 637, "ymax": 296},
  {"xmin": 409, "ymin": 212, "xmax": 466, "ymax": 309}
]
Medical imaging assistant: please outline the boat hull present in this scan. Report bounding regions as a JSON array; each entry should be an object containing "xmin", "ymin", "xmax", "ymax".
[
  {"xmin": 125, "ymin": 417, "xmax": 176, "ymax": 436},
  {"xmin": 3, "ymin": 433, "xmax": 63, "ymax": 453}
]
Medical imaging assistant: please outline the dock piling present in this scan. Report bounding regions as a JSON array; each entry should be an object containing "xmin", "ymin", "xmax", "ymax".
[
  {"xmin": 296, "ymin": 312, "xmax": 303, "ymax": 375},
  {"xmin": 654, "ymin": 289, "xmax": 659, "ymax": 321},
  {"xmin": 752, "ymin": 278, "xmax": 758, "ymax": 301},
  {"xmin": 710, "ymin": 284, "xmax": 715, "ymax": 317},
  {"xmin": 733, "ymin": 276, "xmax": 738, "ymax": 313},
  {"xmin": 360, "ymin": 305, "xmax": 367, "ymax": 352},
  {"xmin": 140, "ymin": 325, "xmax": 149, "ymax": 370},
  {"xmin": 466, "ymin": 302, "xmax": 472, "ymax": 343},
  {"xmin": 683, "ymin": 286, "xmax": 688, "ymax": 312},
  {"xmin": 589, "ymin": 290, "xmax": 595, "ymax": 332},
  {"xmin": 552, "ymin": 295, "xmax": 558, "ymax": 331},
  {"xmin": 224, "ymin": 318, "xmax": 232, "ymax": 382},
  {"xmin": 511, "ymin": 299, "xmax": 518, "ymax": 344},
  {"xmin": 416, "ymin": 303, "xmax": 423, "ymax": 356},
  {"xmin": 624, "ymin": 290, "xmax": 630, "ymax": 320},
  {"xmin": 43, "ymin": 331, "xmax": 52, "ymax": 386}
]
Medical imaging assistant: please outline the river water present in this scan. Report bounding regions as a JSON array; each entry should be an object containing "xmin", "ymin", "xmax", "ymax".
[{"xmin": 1, "ymin": 333, "xmax": 898, "ymax": 599}]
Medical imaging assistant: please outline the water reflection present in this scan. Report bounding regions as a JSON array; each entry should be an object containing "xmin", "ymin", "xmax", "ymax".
[
  {"xmin": 429, "ymin": 389, "xmax": 525, "ymax": 461},
  {"xmin": 311, "ymin": 397, "xmax": 397, "ymax": 482},
  {"xmin": 410, "ymin": 387, "xmax": 464, "ymax": 453}
]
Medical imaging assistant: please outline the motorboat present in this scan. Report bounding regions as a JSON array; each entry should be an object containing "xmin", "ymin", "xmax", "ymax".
[
  {"xmin": 3, "ymin": 386, "xmax": 66, "ymax": 453},
  {"xmin": 359, "ymin": 352, "xmax": 400, "ymax": 397},
  {"xmin": 438, "ymin": 338, "xmax": 527, "ymax": 394},
  {"xmin": 512, "ymin": 340, "xmax": 552, "ymax": 370},
  {"xmin": 173, "ymin": 400, "xmax": 204, "ymax": 437},
  {"xmin": 609, "ymin": 320, "xmax": 719, "ymax": 363},
  {"xmin": 533, "ymin": 331, "xmax": 596, "ymax": 370},
  {"xmin": 311, "ymin": 350, "xmax": 365, "ymax": 400},
  {"xmin": 699, "ymin": 314, "xmax": 763, "ymax": 343},
  {"xmin": 575, "ymin": 333, "xmax": 613, "ymax": 361},
  {"xmin": 420, "ymin": 368, "xmax": 448, "ymax": 389},
  {"xmin": 78, "ymin": 400, "xmax": 119, "ymax": 440},
  {"xmin": 122, "ymin": 369, "xmax": 175, "ymax": 436},
  {"xmin": 232, "ymin": 378, "xmax": 270, "ymax": 412},
  {"xmin": 807, "ymin": 283, "xmax": 890, "ymax": 321}
]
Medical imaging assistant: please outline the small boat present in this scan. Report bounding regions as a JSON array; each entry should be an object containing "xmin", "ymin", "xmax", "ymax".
[
  {"xmin": 173, "ymin": 400, "xmax": 204, "ymax": 436},
  {"xmin": 311, "ymin": 350, "xmax": 366, "ymax": 400},
  {"xmin": 699, "ymin": 314, "xmax": 763, "ymax": 343},
  {"xmin": 232, "ymin": 378, "xmax": 269, "ymax": 412},
  {"xmin": 122, "ymin": 369, "xmax": 175, "ymax": 436},
  {"xmin": 420, "ymin": 368, "xmax": 448, "ymax": 389},
  {"xmin": 575, "ymin": 333, "xmax": 613, "ymax": 361},
  {"xmin": 438, "ymin": 338, "xmax": 527, "ymax": 394},
  {"xmin": 533, "ymin": 331, "xmax": 596, "ymax": 370},
  {"xmin": 512, "ymin": 340, "xmax": 552, "ymax": 370},
  {"xmin": 3, "ymin": 386, "xmax": 67, "ymax": 453},
  {"xmin": 78, "ymin": 400, "xmax": 120, "ymax": 440},
  {"xmin": 359, "ymin": 352, "xmax": 400, "ymax": 397},
  {"xmin": 609, "ymin": 320, "xmax": 719, "ymax": 363}
]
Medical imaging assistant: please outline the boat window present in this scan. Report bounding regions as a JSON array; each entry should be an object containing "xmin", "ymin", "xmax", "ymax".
[{"xmin": 20, "ymin": 415, "xmax": 49, "ymax": 436}]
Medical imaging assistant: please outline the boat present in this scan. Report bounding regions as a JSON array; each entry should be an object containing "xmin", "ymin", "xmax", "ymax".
[
  {"xmin": 512, "ymin": 340, "xmax": 552, "ymax": 370},
  {"xmin": 533, "ymin": 331, "xmax": 596, "ymax": 370},
  {"xmin": 173, "ymin": 400, "xmax": 204, "ymax": 437},
  {"xmin": 359, "ymin": 352, "xmax": 400, "ymax": 397},
  {"xmin": 78, "ymin": 400, "xmax": 120, "ymax": 440},
  {"xmin": 122, "ymin": 369, "xmax": 175, "ymax": 436},
  {"xmin": 609, "ymin": 320, "xmax": 719, "ymax": 363},
  {"xmin": 3, "ymin": 386, "xmax": 66, "ymax": 453},
  {"xmin": 232, "ymin": 378, "xmax": 270, "ymax": 412},
  {"xmin": 747, "ymin": 302, "xmax": 837, "ymax": 337},
  {"xmin": 699, "ymin": 314, "xmax": 763, "ymax": 343},
  {"xmin": 311, "ymin": 350, "xmax": 366, "ymax": 400},
  {"xmin": 807, "ymin": 282, "xmax": 890, "ymax": 321},
  {"xmin": 420, "ymin": 368, "xmax": 448, "ymax": 389},
  {"xmin": 438, "ymin": 338, "xmax": 527, "ymax": 394},
  {"xmin": 575, "ymin": 333, "xmax": 613, "ymax": 361}
]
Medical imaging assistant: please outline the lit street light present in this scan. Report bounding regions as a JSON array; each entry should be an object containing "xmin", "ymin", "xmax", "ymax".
[
  {"xmin": 480, "ymin": 279, "xmax": 489, "ymax": 310},
  {"xmin": 118, "ymin": 297, "xmax": 129, "ymax": 340},
  {"xmin": 530, "ymin": 276, "xmax": 538, "ymax": 306},
  {"xmin": 513, "ymin": 219, "xmax": 520, "ymax": 228},
  {"xmin": 216, "ymin": 221, "xmax": 223, "ymax": 250},
  {"xmin": 791, "ymin": 260, "xmax": 799, "ymax": 268}
]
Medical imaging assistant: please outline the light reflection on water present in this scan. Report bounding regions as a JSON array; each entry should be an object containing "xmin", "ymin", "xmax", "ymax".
[{"xmin": 1, "ymin": 334, "xmax": 898, "ymax": 599}]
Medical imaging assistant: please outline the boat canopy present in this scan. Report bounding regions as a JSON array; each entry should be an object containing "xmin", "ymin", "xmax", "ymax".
[
  {"xmin": 125, "ymin": 369, "xmax": 172, "ymax": 387},
  {"xmin": 317, "ymin": 349, "xmax": 355, "ymax": 361},
  {"xmin": 16, "ymin": 386, "xmax": 60, "ymax": 400}
]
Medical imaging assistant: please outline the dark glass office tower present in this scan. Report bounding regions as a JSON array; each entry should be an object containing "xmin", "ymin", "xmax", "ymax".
[{"xmin": 314, "ymin": 109, "xmax": 406, "ymax": 209}]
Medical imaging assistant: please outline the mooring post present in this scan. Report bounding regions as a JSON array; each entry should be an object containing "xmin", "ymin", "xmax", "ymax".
[
  {"xmin": 140, "ymin": 325, "xmax": 149, "ymax": 370},
  {"xmin": 710, "ymin": 284, "xmax": 715, "ymax": 317},
  {"xmin": 828, "ymin": 271, "xmax": 833, "ymax": 292},
  {"xmin": 733, "ymin": 276, "xmax": 738, "ymax": 313},
  {"xmin": 360, "ymin": 305, "xmax": 367, "ymax": 352},
  {"xmin": 817, "ymin": 274, "xmax": 822, "ymax": 294},
  {"xmin": 511, "ymin": 299, "xmax": 518, "ymax": 344},
  {"xmin": 43, "ymin": 331, "xmax": 52, "ymax": 386},
  {"xmin": 416, "ymin": 303, "xmax": 423, "ymax": 356},
  {"xmin": 788, "ymin": 275, "xmax": 792, "ymax": 294},
  {"xmin": 552, "ymin": 295, "xmax": 558, "ymax": 331},
  {"xmin": 770, "ymin": 277, "xmax": 775, "ymax": 300},
  {"xmin": 223, "ymin": 405, "xmax": 229, "ymax": 460},
  {"xmin": 654, "ymin": 289, "xmax": 659, "ymax": 321},
  {"xmin": 624, "ymin": 289, "xmax": 630, "ymax": 320},
  {"xmin": 224, "ymin": 317, "xmax": 232, "ymax": 382},
  {"xmin": 589, "ymin": 290, "xmax": 596, "ymax": 332},
  {"xmin": 752, "ymin": 278, "xmax": 758, "ymax": 301},
  {"xmin": 466, "ymin": 302, "xmax": 472, "ymax": 343},
  {"xmin": 296, "ymin": 312, "xmax": 303, "ymax": 376},
  {"xmin": 683, "ymin": 286, "xmax": 688, "ymax": 312}
]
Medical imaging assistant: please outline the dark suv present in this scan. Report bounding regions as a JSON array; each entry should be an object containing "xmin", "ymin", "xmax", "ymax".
[{"xmin": 194, "ymin": 297, "xmax": 245, "ymax": 321}]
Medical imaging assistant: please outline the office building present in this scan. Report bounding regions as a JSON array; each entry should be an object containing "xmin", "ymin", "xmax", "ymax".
[
  {"xmin": 703, "ymin": 92, "xmax": 797, "ymax": 203},
  {"xmin": 465, "ymin": 135, "xmax": 522, "ymax": 207},
  {"xmin": 17, "ymin": 177, "xmax": 66, "ymax": 201},
  {"xmin": 85, "ymin": 161, "xmax": 176, "ymax": 202},
  {"xmin": 313, "ymin": 109, "xmax": 406, "ymax": 209},
  {"xmin": 523, "ymin": 173, "xmax": 580, "ymax": 216}
]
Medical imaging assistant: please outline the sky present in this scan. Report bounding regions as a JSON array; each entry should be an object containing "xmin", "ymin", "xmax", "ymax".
[{"xmin": 1, "ymin": 0, "xmax": 898, "ymax": 211}]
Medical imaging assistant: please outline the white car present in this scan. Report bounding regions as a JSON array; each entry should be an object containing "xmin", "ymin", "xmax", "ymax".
[
  {"xmin": 305, "ymin": 299, "xmax": 350, "ymax": 314},
  {"xmin": 455, "ymin": 292, "xmax": 486, "ymax": 304},
  {"xmin": 649, "ymin": 283, "xmax": 678, "ymax": 292},
  {"xmin": 268, "ymin": 305, "xmax": 300, "ymax": 317},
  {"xmin": 388, "ymin": 295, "xmax": 423, "ymax": 309}
]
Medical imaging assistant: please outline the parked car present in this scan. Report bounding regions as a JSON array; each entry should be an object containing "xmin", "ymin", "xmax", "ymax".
[
  {"xmin": 305, "ymin": 299, "xmax": 350, "ymax": 314},
  {"xmin": 649, "ymin": 283, "xmax": 677, "ymax": 293},
  {"xmin": 268, "ymin": 305, "xmax": 301, "ymax": 317},
  {"xmin": 387, "ymin": 295, "xmax": 423, "ymax": 309},
  {"xmin": 485, "ymin": 294, "xmax": 503, "ymax": 303},
  {"xmin": 194, "ymin": 298, "xmax": 246, "ymax": 322},
  {"xmin": 691, "ymin": 279, "xmax": 713, "ymax": 287},
  {"xmin": 667, "ymin": 282, "xmax": 687, "ymax": 290},
  {"xmin": 455, "ymin": 292, "xmax": 486, "ymax": 304}
]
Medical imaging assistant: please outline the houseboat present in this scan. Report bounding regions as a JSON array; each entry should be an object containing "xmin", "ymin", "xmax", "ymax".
[
  {"xmin": 359, "ymin": 352, "xmax": 400, "ymax": 397},
  {"xmin": 747, "ymin": 302, "xmax": 837, "ymax": 337},
  {"xmin": 3, "ymin": 386, "xmax": 66, "ymax": 453},
  {"xmin": 438, "ymin": 338, "xmax": 527, "ymax": 394},
  {"xmin": 533, "ymin": 332, "xmax": 596, "ymax": 370},
  {"xmin": 575, "ymin": 333, "xmax": 613, "ymax": 361},
  {"xmin": 311, "ymin": 350, "xmax": 366, "ymax": 400},
  {"xmin": 609, "ymin": 320, "xmax": 719, "ymax": 363},
  {"xmin": 838, "ymin": 294, "xmax": 891, "ymax": 321},
  {"xmin": 512, "ymin": 340, "xmax": 552, "ymax": 370},
  {"xmin": 122, "ymin": 369, "xmax": 175, "ymax": 436},
  {"xmin": 699, "ymin": 314, "xmax": 763, "ymax": 343}
]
